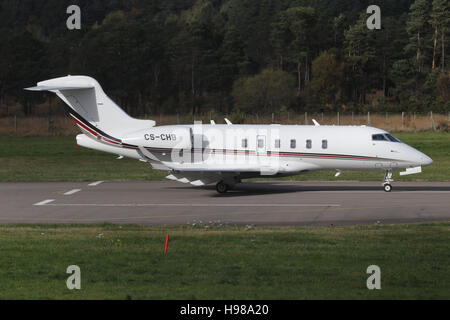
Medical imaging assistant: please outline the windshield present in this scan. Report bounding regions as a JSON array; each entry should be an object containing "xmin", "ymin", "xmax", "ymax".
[
  {"xmin": 385, "ymin": 134, "xmax": 401, "ymax": 142},
  {"xmin": 372, "ymin": 134, "xmax": 388, "ymax": 141},
  {"xmin": 372, "ymin": 133, "xmax": 401, "ymax": 142}
]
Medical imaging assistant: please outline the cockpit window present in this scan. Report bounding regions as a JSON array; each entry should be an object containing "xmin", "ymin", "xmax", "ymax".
[
  {"xmin": 372, "ymin": 134, "xmax": 388, "ymax": 141},
  {"xmin": 372, "ymin": 133, "xmax": 401, "ymax": 142},
  {"xmin": 385, "ymin": 134, "xmax": 401, "ymax": 142}
]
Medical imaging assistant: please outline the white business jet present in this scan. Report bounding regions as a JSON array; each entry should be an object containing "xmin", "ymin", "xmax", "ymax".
[{"xmin": 26, "ymin": 76, "xmax": 433, "ymax": 193}]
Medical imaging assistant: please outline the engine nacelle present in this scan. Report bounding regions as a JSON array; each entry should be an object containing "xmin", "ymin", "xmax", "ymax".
[{"xmin": 121, "ymin": 126, "xmax": 192, "ymax": 149}]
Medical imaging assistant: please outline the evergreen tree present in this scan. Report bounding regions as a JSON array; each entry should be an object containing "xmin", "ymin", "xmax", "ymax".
[
  {"xmin": 406, "ymin": 0, "xmax": 432, "ymax": 73},
  {"xmin": 344, "ymin": 14, "xmax": 377, "ymax": 104},
  {"xmin": 430, "ymin": 0, "xmax": 450, "ymax": 71},
  {"xmin": 271, "ymin": 6, "xmax": 317, "ymax": 93}
]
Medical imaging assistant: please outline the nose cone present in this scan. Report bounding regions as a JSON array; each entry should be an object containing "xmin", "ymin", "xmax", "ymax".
[
  {"xmin": 401, "ymin": 143, "xmax": 433, "ymax": 167},
  {"xmin": 420, "ymin": 154, "xmax": 433, "ymax": 166}
]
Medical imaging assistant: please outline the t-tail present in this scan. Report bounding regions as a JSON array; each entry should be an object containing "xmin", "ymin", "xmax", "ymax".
[{"xmin": 25, "ymin": 75, "xmax": 155, "ymax": 143}]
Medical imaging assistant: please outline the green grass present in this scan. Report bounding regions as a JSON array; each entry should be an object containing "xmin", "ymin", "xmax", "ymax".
[
  {"xmin": 0, "ymin": 223, "xmax": 448, "ymax": 299},
  {"xmin": 0, "ymin": 136, "xmax": 166, "ymax": 181},
  {"xmin": 0, "ymin": 131, "xmax": 449, "ymax": 181}
]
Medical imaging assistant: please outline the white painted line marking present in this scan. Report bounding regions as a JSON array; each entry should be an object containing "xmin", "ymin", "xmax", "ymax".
[
  {"xmin": 34, "ymin": 199, "xmax": 55, "ymax": 206},
  {"xmin": 64, "ymin": 189, "xmax": 81, "ymax": 195},
  {"xmin": 88, "ymin": 181, "xmax": 104, "ymax": 186},
  {"xmin": 39, "ymin": 203, "xmax": 340, "ymax": 207}
]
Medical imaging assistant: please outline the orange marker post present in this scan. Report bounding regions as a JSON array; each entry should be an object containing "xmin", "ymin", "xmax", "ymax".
[{"xmin": 164, "ymin": 234, "xmax": 169, "ymax": 254}]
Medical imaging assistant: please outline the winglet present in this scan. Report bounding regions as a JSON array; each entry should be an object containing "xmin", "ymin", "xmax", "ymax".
[
  {"xmin": 224, "ymin": 118, "xmax": 232, "ymax": 125},
  {"xmin": 210, "ymin": 120, "xmax": 216, "ymax": 125},
  {"xmin": 312, "ymin": 119, "xmax": 320, "ymax": 126}
]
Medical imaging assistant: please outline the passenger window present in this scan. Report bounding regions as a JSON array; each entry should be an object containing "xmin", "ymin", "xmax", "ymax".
[
  {"xmin": 372, "ymin": 134, "xmax": 388, "ymax": 141},
  {"xmin": 290, "ymin": 139, "xmax": 296, "ymax": 149},
  {"xmin": 274, "ymin": 139, "xmax": 280, "ymax": 148},
  {"xmin": 306, "ymin": 139, "xmax": 312, "ymax": 149},
  {"xmin": 242, "ymin": 139, "xmax": 248, "ymax": 148},
  {"xmin": 322, "ymin": 140, "xmax": 327, "ymax": 149},
  {"xmin": 258, "ymin": 139, "xmax": 264, "ymax": 148}
]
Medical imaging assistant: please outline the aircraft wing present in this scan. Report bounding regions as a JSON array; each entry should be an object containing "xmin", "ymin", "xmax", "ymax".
[
  {"xmin": 162, "ymin": 162, "xmax": 282, "ymax": 186},
  {"xmin": 159, "ymin": 159, "xmax": 318, "ymax": 186},
  {"xmin": 166, "ymin": 171, "xmax": 224, "ymax": 186},
  {"xmin": 162, "ymin": 160, "xmax": 316, "ymax": 176},
  {"xmin": 163, "ymin": 162, "xmax": 267, "ymax": 172}
]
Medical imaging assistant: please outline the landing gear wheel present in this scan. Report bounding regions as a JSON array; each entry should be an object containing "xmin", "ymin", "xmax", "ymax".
[
  {"xmin": 382, "ymin": 170, "xmax": 393, "ymax": 192},
  {"xmin": 216, "ymin": 181, "xmax": 229, "ymax": 194}
]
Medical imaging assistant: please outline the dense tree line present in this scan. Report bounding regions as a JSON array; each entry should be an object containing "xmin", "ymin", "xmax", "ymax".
[{"xmin": 0, "ymin": 0, "xmax": 449, "ymax": 117}]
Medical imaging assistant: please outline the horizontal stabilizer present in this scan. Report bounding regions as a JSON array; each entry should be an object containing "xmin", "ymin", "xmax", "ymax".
[{"xmin": 25, "ymin": 85, "xmax": 94, "ymax": 91}]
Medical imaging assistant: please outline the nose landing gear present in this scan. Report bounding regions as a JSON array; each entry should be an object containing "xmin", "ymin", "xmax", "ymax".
[{"xmin": 383, "ymin": 170, "xmax": 393, "ymax": 192}]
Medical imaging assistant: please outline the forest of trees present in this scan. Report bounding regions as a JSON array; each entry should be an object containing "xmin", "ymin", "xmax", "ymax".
[{"xmin": 0, "ymin": 0, "xmax": 449, "ymax": 117}]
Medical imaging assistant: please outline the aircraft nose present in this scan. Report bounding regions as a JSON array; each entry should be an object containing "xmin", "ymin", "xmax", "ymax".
[{"xmin": 420, "ymin": 155, "xmax": 433, "ymax": 166}]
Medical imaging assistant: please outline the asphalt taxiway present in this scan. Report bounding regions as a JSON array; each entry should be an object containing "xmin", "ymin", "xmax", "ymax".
[{"xmin": 1, "ymin": 181, "xmax": 449, "ymax": 225}]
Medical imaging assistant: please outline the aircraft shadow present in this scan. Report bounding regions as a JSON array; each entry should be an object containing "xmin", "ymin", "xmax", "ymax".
[{"xmin": 166, "ymin": 182, "xmax": 450, "ymax": 197}]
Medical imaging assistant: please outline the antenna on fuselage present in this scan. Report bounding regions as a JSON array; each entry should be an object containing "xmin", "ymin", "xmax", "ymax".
[
  {"xmin": 312, "ymin": 119, "xmax": 320, "ymax": 126},
  {"xmin": 224, "ymin": 118, "xmax": 232, "ymax": 125}
]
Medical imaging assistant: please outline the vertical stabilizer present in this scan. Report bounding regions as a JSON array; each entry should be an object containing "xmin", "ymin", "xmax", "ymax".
[{"xmin": 25, "ymin": 75, "xmax": 155, "ymax": 138}]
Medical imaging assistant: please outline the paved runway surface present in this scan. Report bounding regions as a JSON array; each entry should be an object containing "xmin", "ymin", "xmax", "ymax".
[{"xmin": 1, "ymin": 181, "xmax": 449, "ymax": 226}]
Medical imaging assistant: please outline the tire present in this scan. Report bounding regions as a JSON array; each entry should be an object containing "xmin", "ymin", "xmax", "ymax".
[
  {"xmin": 383, "ymin": 184, "xmax": 392, "ymax": 192},
  {"xmin": 216, "ymin": 181, "xmax": 228, "ymax": 194}
]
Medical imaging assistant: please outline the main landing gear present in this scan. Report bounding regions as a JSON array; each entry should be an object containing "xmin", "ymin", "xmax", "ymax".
[
  {"xmin": 216, "ymin": 181, "xmax": 229, "ymax": 193},
  {"xmin": 216, "ymin": 179, "xmax": 240, "ymax": 194},
  {"xmin": 383, "ymin": 170, "xmax": 393, "ymax": 192}
]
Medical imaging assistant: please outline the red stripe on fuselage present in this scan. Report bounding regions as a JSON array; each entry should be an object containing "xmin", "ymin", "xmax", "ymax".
[
  {"xmin": 102, "ymin": 137, "xmax": 121, "ymax": 145},
  {"xmin": 70, "ymin": 114, "xmax": 99, "ymax": 137},
  {"xmin": 144, "ymin": 146, "xmax": 396, "ymax": 162}
]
